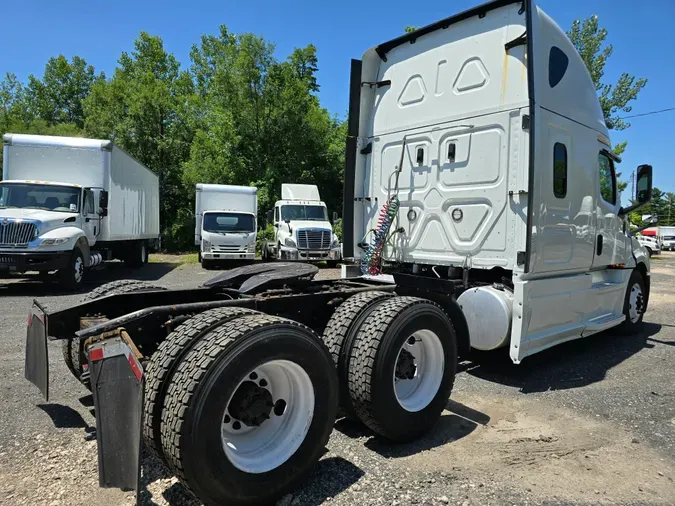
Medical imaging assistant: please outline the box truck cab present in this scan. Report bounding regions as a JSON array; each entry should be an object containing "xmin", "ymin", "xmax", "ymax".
[
  {"xmin": 658, "ymin": 226, "xmax": 675, "ymax": 251},
  {"xmin": 1, "ymin": 134, "xmax": 159, "ymax": 289},
  {"xmin": 342, "ymin": 0, "xmax": 654, "ymax": 363},
  {"xmin": 262, "ymin": 183, "xmax": 341, "ymax": 266},
  {"xmin": 195, "ymin": 184, "xmax": 257, "ymax": 268}
]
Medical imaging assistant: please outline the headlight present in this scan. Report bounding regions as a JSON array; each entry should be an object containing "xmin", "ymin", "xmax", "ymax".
[
  {"xmin": 331, "ymin": 237, "xmax": 339, "ymax": 248},
  {"xmin": 285, "ymin": 238, "xmax": 296, "ymax": 248},
  {"xmin": 248, "ymin": 241, "xmax": 256, "ymax": 252},
  {"xmin": 39, "ymin": 237, "xmax": 70, "ymax": 247},
  {"xmin": 202, "ymin": 240, "xmax": 211, "ymax": 251}
]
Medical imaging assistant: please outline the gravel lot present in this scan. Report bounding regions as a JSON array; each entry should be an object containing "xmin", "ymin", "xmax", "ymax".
[{"xmin": 1, "ymin": 256, "xmax": 674, "ymax": 506}]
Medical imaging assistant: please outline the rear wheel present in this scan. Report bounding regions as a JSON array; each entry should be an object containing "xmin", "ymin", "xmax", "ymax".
[
  {"xmin": 61, "ymin": 280, "xmax": 166, "ymax": 387},
  {"xmin": 347, "ymin": 297, "xmax": 457, "ymax": 441},
  {"xmin": 160, "ymin": 314, "xmax": 338, "ymax": 506},
  {"xmin": 124, "ymin": 241, "xmax": 147, "ymax": 268},
  {"xmin": 143, "ymin": 307, "xmax": 259, "ymax": 458},
  {"xmin": 322, "ymin": 291, "xmax": 394, "ymax": 418}
]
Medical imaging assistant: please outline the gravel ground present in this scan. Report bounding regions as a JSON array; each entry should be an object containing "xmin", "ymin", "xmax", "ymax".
[{"xmin": 1, "ymin": 256, "xmax": 674, "ymax": 506}]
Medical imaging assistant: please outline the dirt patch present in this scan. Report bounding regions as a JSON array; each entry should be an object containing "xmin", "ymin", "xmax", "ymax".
[{"xmin": 407, "ymin": 392, "xmax": 675, "ymax": 504}]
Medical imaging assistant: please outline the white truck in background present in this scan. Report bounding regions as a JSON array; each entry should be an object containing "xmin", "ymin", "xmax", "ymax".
[
  {"xmin": 658, "ymin": 226, "xmax": 675, "ymax": 251},
  {"xmin": 195, "ymin": 184, "xmax": 257, "ymax": 269},
  {"xmin": 262, "ymin": 183, "xmax": 341, "ymax": 266},
  {"xmin": 1, "ymin": 134, "xmax": 159, "ymax": 289}
]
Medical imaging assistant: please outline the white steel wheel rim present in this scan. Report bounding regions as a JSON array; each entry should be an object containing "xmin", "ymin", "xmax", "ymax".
[
  {"xmin": 628, "ymin": 282, "xmax": 644, "ymax": 323},
  {"xmin": 221, "ymin": 359, "xmax": 315, "ymax": 474},
  {"xmin": 393, "ymin": 329, "xmax": 445, "ymax": 412},
  {"xmin": 73, "ymin": 256, "xmax": 84, "ymax": 283}
]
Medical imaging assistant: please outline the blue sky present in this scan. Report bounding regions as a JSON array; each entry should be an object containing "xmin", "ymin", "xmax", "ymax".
[{"xmin": 2, "ymin": 0, "xmax": 674, "ymax": 197}]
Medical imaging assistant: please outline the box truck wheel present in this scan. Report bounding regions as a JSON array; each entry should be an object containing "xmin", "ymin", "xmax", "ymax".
[
  {"xmin": 322, "ymin": 291, "xmax": 394, "ymax": 419},
  {"xmin": 61, "ymin": 280, "xmax": 166, "ymax": 388},
  {"xmin": 347, "ymin": 297, "xmax": 457, "ymax": 441},
  {"xmin": 160, "ymin": 314, "xmax": 338, "ymax": 506},
  {"xmin": 124, "ymin": 241, "xmax": 147, "ymax": 268},
  {"xmin": 618, "ymin": 270, "xmax": 647, "ymax": 333},
  {"xmin": 58, "ymin": 247, "xmax": 85, "ymax": 291},
  {"xmin": 143, "ymin": 307, "xmax": 259, "ymax": 459}
]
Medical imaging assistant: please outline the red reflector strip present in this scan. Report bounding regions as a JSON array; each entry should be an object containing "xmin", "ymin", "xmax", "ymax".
[
  {"xmin": 127, "ymin": 353, "xmax": 143, "ymax": 382},
  {"xmin": 27, "ymin": 314, "xmax": 33, "ymax": 329},
  {"xmin": 89, "ymin": 347, "xmax": 104, "ymax": 362}
]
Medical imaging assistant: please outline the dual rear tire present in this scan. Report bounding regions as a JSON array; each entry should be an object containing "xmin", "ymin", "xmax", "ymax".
[
  {"xmin": 144, "ymin": 309, "xmax": 338, "ymax": 505},
  {"xmin": 323, "ymin": 294, "xmax": 458, "ymax": 441}
]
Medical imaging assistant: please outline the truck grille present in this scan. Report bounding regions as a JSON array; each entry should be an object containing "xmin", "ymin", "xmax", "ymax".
[
  {"xmin": 297, "ymin": 229, "xmax": 330, "ymax": 250},
  {"xmin": 0, "ymin": 220, "xmax": 38, "ymax": 248}
]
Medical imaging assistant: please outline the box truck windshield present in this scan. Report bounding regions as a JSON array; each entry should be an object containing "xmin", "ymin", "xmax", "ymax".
[
  {"xmin": 203, "ymin": 212, "xmax": 255, "ymax": 234},
  {"xmin": 281, "ymin": 205, "xmax": 328, "ymax": 221},
  {"xmin": 0, "ymin": 182, "xmax": 80, "ymax": 213}
]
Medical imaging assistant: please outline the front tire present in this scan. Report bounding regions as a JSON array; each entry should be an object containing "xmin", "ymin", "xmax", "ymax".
[
  {"xmin": 58, "ymin": 247, "xmax": 85, "ymax": 291},
  {"xmin": 160, "ymin": 314, "xmax": 338, "ymax": 506},
  {"xmin": 347, "ymin": 297, "xmax": 457, "ymax": 441},
  {"xmin": 618, "ymin": 270, "xmax": 646, "ymax": 333}
]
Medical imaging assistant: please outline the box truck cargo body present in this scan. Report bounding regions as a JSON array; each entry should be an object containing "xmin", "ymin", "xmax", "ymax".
[
  {"xmin": 1, "ymin": 133, "xmax": 160, "ymax": 288},
  {"xmin": 195, "ymin": 184, "xmax": 258, "ymax": 267}
]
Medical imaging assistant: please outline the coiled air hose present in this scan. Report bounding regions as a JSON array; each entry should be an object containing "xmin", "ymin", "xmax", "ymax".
[{"xmin": 360, "ymin": 195, "xmax": 400, "ymax": 275}]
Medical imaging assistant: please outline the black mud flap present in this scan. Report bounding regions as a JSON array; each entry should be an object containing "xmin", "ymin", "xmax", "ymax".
[
  {"xmin": 25, "ymin": 303, "xmax": 49, "ymax": 401},
  {"xmin": 88, "ymin": 336, "xmax": 144, "ymax": 499}
]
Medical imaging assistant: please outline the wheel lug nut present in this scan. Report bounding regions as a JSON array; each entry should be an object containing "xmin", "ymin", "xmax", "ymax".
[
  {"xmin": 249, "ymin": 372, "xmax": 258, "ymax": 380},
  {"xmin": 259, "ymin": 379, "xmax": 268, "ymax": 387}
]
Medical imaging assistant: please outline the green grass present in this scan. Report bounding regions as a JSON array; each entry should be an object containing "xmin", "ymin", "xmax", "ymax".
[{"xmin": 149, "ymin": 252, "xmax": 199, "ymax": 265}]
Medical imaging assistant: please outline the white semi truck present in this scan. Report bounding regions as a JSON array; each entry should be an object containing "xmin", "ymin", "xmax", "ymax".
[
  {"xmin": 25, "ymin": 2, "xmax": 655, "ymax": 505},
  {"xmin": 262, "ymin": 183, "xmax": 341, "ymax": 266},
  {"xmin": 195, "ymin": 183, "xmax": 258, "ymax": 268},
  {"xmin": 1, "ymin": 134, "xmax": 159, "ymax": 288}
]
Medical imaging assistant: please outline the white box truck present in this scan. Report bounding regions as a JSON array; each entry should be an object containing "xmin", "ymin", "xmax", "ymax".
[
  {"xmin": 1, "ymin": 133, "xmax": 160, "ymax": 288},
  {"xmin": 195, "ymin": 184, "xmax": 257, "ymax": 268},
  {"xmin": 658, "ymin": 226, "xmax": 675, "ymax": 251},
  {"xmin": 261, "ymin": 183, "xmax": 341, "ymax": 266}
]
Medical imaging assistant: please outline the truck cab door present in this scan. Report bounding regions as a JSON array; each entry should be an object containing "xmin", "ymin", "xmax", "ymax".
[
  {"xmin": 592, "ymin": 150, "xmax": 626, "ymax": 267},
  {"xmin": 82, "ymin": 188, "xmax": 100, "ymax": 247}
]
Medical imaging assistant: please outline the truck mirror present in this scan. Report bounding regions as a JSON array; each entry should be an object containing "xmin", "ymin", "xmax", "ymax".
[
  {"xmin": 266, "ymin": 209, "xmax": 273, "ymax": 225},
  {"xmin": 99, "ymin": 190, "xmax": 109, "ymax": 216},
  {"xmin": 332, "ymin": 211, "xmax": 339, "ymax": 223},
  {"xmin": 636, "ymin": 164, "xmax": 652, "ymax": 204}
]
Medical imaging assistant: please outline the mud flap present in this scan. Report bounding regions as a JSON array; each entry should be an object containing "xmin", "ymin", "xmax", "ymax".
[
  {"xmin": 25, "ymin": 303, "xmax": 49, "ymax": 401},
  {"xmin": 88, "ymin": 336, "xmax": 144, "ymax": 498}
]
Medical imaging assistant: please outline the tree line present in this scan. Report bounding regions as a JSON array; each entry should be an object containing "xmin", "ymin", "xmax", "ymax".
[{"xmin": 0, "ymin": 27, "xmax": 346, "ymax": 250}]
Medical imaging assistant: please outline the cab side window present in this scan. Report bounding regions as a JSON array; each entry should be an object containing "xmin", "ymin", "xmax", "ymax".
[
  {"xmin": 598, "ymin": 153, "xmax": 616, "ymax": 205},
  {"xmin": 84, "ymin": 191, "xmax": 95, "ymax": 215},
  {"xmin": 553, "ymin": 143, "xmax": 567, "ymax": 198},
  {"xmin": 274, "ymin": 207, "xmax": 279, "ymax": 222}
]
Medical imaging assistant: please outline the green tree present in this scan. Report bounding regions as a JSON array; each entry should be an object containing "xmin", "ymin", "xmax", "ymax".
[
  {"xmin": 25, "ymin": 55, "xmax": 103, "ymax": 128},
  {"xmin": 404, "ymin": 26, "xmax": 418, "ymax": 33},
  {"xmin": 185, "ymin": 27, "xmax": 345, "ymax": 219},
  {"xmin": 84, "ymin": 32, "xmax": 195, "ymax": 248}
]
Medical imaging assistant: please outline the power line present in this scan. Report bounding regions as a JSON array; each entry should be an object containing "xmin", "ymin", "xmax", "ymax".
[{"xmin": 618, "ymin": 107, "xmax": 675, "ymax": 120}]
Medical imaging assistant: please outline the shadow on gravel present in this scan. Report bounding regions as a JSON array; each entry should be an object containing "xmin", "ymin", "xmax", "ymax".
[
  {"xmin": 464, "ymin": 322, "xmax": 662, "ymax": 393},
  {"xmin": 288, "ymin": 456, "xmax": 365, "ymax": 505},
  {"xmin": 138, "ymin": 450, "xmax": 198, "ymax": 506},
  {"xmin": 352, "ymin": 400, "xmax": 488, "ymax": 459},
  {"xmin": 0, "ymin": 262, "xmax": 177, "ymax": 298},
  {"xmin": 37, "ymin": 403, "xmax": 90, "ymax": 429}
]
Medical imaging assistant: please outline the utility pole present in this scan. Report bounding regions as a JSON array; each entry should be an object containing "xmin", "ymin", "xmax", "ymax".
[{"xmin": 630, "ymin": 172, "xmax": 635, "ymax": 200}]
